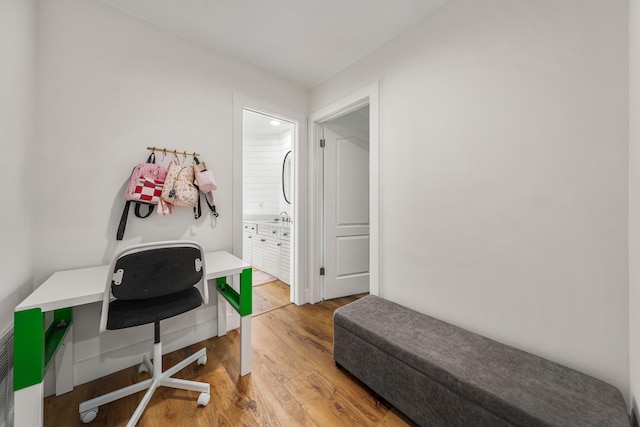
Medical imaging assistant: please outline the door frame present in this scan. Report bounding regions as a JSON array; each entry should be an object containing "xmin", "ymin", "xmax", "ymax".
[
  {"xmin": 307, "ymin": 82, "xmax": 380, "ymax": 302},
  {"xmin": 233, "ymin": 93, "xmax": 307, "ymax": 306}
]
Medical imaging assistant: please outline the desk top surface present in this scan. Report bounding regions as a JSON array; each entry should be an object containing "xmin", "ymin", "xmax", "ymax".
[{"xmin": 16, "ymin": 250, "xmax": 250, "ymax": 313}]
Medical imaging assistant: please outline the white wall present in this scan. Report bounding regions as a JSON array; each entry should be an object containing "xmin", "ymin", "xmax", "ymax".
[
  {"xmin": 629, "ymin": 0, "xmax": 640, "ymax": 417},
  {"xmin": 311, "ymin": 0, "xmax": 630, "ymax": 399},
  {"xmin": 0, "ymin": 0, "xmax": 36, "ymax": 334},
  {"xmin": 243, "ymin": 131, "xmax": 291, "ymax": 217},
  {"xmin": 36, "ymin": 0, "xmax": 306, "ymax": 388}
]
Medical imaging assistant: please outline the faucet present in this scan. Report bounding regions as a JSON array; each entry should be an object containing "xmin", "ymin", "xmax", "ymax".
[{"xmin": 279, "ymin": 211, "xmax": 290, "ymax": 222}]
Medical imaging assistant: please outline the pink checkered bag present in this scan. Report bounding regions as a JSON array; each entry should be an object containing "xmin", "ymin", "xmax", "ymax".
[
  {"xmin": 123, "ymin": 153, "xmax": 168, "ymax": 204},
  {"xmin": 117, "ymin": 153, "xmax": 168, "ymax": 240}
]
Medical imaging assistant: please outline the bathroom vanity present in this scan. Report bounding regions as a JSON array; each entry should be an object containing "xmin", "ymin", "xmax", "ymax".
[{"xmin": 243, "ymin": 220, "xmax": 291, "ymax": 284}]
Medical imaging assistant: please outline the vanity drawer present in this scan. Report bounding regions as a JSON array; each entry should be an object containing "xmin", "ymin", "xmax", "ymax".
[
  {"xmin": 279, "ymin": 228, "xmax": 291, "ymax": 240},
  {"xmin": 243, "ymin": 222, "xmax": 257, "ymax": 234},
  {"xmin": 257, "ymin": 224, "xmax": 273, "ymax": 237}
]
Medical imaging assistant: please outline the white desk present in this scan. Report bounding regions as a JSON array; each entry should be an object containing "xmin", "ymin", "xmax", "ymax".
[{"xmin": 13, "ymin": 251, "xmax": 252, "ymax": 427}]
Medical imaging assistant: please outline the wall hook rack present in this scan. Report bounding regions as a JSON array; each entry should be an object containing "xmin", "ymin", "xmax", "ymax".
[{"xmin": 147, "ymin": 146, "xmax": 200, "ymax": 157}]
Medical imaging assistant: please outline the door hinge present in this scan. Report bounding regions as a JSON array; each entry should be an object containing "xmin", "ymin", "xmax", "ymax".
[
  {"xmin": 320, "ymin": 139, "xmax": 325, "ymax": 148},
  {"xmin": 320, "ymin": 267, "xmax": 325, "ymax": 276}
]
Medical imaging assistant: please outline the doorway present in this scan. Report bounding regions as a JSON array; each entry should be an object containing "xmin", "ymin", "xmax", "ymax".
[
  {"xmin": 308, "ymin": 82, "xmax": 380, "ymax": 303},
  {"xmin": 321, "ymin": 107, "xmax": 370, "ymax": 299},
  {"xmin": 242, "ymin": 109, "xmax": 295, "ymax": 314}
]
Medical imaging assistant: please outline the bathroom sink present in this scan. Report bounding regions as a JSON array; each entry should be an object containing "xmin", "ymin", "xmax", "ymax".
[{"xmin": 263, "ymin": 220, "xmax": 291, "ymax": 225}]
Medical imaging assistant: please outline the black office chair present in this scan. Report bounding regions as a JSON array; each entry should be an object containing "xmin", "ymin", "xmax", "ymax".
[{"xmin": 79, "ymin": 241, "xmax": 211, "ymax": 426}]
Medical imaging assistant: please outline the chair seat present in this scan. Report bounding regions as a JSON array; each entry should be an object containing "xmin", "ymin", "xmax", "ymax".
[{"xmin": 107, "ymin": 287, "xmax": 202, "ymax": 330}]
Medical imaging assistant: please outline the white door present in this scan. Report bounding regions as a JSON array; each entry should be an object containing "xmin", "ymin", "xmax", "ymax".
[{"xmin": 322, "ymin": 120, "xmax": 370, "ymax": 299}]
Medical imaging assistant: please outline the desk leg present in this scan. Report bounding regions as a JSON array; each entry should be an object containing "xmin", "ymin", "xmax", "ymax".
[
  {"xmin": 240, "ymin": 314, "xmax": 252, "ymax": 376},
  {"xmin": 239, "ymin": 268, "xmax": 252, "ymax": 376},
  {"xmin": 215, "ymin": 269, "xmax": 252, "ymax": 376},
  {"xmin": 15, "ymin": 383, "xmax": 44, "ymax": 426},
  {"xmin": 55, "ymin": 322, "xmax": 74, "ymax": 395},
  {"xmin": 216, "ymin": 279, "xmax": 227, "ymax": 337},
  {"xmin": 14, "ymin": 308, "xmax": 44, "ymax": 427},
  {"xmin": 14, "ymin": 307, "xmax": 73, "ymax": 426}
]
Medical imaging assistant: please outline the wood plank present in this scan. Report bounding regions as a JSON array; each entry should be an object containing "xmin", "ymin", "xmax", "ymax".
[
  {"xmin": 251, "ymin": 316, "xmax": 310, "ymax": 383},
  {"xmin": 253, "ymin": 280, "xmax": 291, "ymax": 316},
  {"xmin": 283, "ymin": 368, "xmax": 387, "ymax": 426},
  {"xmin": 249, "ymin": 355, "xmax": 319, "ymax": 427},
  {"xmin": 44, "ymin": 294, "xmax": 412, "ymax": 427}
]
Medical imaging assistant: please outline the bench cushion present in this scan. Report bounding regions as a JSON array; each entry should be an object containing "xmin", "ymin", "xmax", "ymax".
[{"xmin": 334, "ymin": 295, "xmax": 628, "ymax": 427}]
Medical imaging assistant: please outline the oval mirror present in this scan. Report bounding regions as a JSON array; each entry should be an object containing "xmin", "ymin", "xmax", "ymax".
[{"xmin": 282, "ymin": 150, "xmax": 292, "ymax": 204}]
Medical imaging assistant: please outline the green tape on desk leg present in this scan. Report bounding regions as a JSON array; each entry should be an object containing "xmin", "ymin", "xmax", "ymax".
[
  {"xmin": 14, "ymin": 308, "xmax": 44, "ymax": 391},
  {"xmin": 240, "ymin": 268, "xmax": 252, "ymax": 317}
]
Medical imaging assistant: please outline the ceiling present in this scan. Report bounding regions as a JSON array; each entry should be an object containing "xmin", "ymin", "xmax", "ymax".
[
  {"xmin": 243, "ymin": 110, "xmax": 294, "ymax": 138},
  {"xmin": 98, "ymin": 0, "xmax": 449, "ymax": 88}
]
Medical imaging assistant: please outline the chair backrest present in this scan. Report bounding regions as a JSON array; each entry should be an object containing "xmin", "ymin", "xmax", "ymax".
[{"xmin": 100, "ymin": 240, "xmax": 208, "ymax": 332}]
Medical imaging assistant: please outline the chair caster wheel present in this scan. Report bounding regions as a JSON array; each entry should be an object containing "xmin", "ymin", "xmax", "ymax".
[
  {"xmin": 197, "ymin": 355, "xmax": 207, "ymax": 366},
  {"xmin": 139, "ymin": 355, "xmax": 152, "ymax": 373},
  {"xmin": 80, "ymin": 408, "xmax": 98, "ymax": 423},
  {"xmin": 198, "ymin": 392, "xmax": 210, "ymax": 406}
]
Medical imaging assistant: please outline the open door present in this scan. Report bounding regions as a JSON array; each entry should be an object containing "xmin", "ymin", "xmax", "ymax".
[{"xmin": 322, "ymin": 107, "xmax": 370, "ymax": 299}]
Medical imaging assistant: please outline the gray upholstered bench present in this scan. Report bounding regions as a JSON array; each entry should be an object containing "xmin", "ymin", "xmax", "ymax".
[{"xmin": 333, "ymin": 295, "xmax": 629, "ymax": 427}]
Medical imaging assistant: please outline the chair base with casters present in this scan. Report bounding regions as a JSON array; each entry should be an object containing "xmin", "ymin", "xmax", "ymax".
[
  {"xmin": 78, "ymin": 241, "xmax": 212, "ymax": 426},
  {"xmin": 79, "ymin": 320, "xmax": 210, "ymax": 425}
]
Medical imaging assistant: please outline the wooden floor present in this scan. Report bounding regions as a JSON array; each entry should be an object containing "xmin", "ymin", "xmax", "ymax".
[
  {"xmin": 252, "ymin": 279, "xmax": 292, "ymax": 316},
  {"xmin": 44, "ymin": 295, "xmax": 414, "ymax": 426}
]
